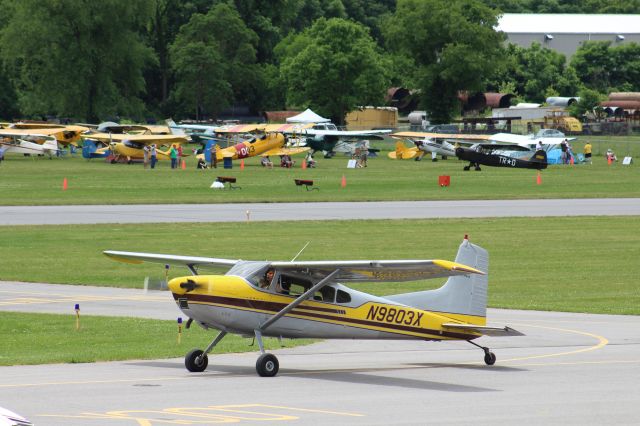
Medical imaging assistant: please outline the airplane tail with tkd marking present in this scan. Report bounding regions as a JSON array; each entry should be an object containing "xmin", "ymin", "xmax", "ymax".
[
  {"xmin": 386, "ymin": 237, "xmax": 488, "ymax": 324},
  {"xmin": 530, "ymin": 149, "xmax": 548, "ymax": 169}
]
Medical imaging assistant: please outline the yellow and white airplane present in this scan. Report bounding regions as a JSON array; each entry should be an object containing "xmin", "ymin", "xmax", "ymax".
[
  {"xmin": 1, "ymin": 123, "xmax": 89, "ymax": 146},
  {"xmin": 104, "ymin": 236, "xmax": 522, "ymax": 377},
  {"xmin": 81, "ymin": 133, "xmax": 189, "ymax": 162}
]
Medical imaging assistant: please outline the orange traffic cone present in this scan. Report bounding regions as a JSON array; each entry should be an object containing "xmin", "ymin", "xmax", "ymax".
[
  {"xmin": 240, "ymin": 159, "xmax": 245, "ymax": 170},
  {"xmin": 570, "ymin": 156, "xmax": 574, "ymax": 165},
  {"xmin": 62, "ymin": 177, "xmax": 68, "ymax": 191},
  {"xmin": 341, "ymin": 175, "xmax": 346, "ymax": 188},
  {"xmin": 607, "ymin": 156, "xmax": 612, "ymax": 165},
  {"xmin": 181, "ymin": 159, "xmax": 186, "ymax": 170},
  {"xmin": 536, "ymin": 171, "xmax": 542, "ymax": 185},
  {"xmin": 302, "ymin": 159, "xmax": 307, "ymax": 169}
]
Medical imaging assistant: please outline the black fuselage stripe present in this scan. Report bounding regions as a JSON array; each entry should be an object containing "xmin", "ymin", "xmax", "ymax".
[{"xmin": 177, "ymin": 294, "xmax": 476, "ymax": 340}]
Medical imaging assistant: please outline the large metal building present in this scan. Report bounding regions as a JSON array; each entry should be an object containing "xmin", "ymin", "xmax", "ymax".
[{"xmin": 497, "ymin": 14, "xmax": 640, "ymax": 58}]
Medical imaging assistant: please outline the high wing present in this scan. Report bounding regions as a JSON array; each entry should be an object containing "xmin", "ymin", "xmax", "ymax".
[
  {"xmin": 83, "ymin": 133, "xmax": 189, "ymax": 145},
  {"xmin": 261, "ymin": 146, "xmax": 310, "ymax": 156},
  {"xmin": 104, "ymin": 251, "xmax": 484, "ymax": 282},
  {"xmin": 300, "ymin": 129, "xmax": 391, "ymax": 140},
  {"xmin": 269, "ymin": 259, "xmax": 485, "ymax": 282},
  {"xmin": 104, "ymin": 250, "xmax": 238, "ymax": 270},
  {"xmin": 391, "ymin": 132, "xmax": 491, "ymax": 141}
]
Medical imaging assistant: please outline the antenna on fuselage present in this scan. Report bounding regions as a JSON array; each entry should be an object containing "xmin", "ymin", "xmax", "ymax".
[{"xmin": 290, "ymin": 241, "xmax": 311, "ymax": 262}]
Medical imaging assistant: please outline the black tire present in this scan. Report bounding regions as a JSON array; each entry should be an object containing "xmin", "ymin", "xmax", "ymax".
[
  {"xmin": 185, "ymin": 349, "xmax": 208, "ymax": 372},
  {"xmin": 475, "ymin": 166, "xmax": 482, "ymax": 171},
  {"xmin": 463, "ymin": 166, "xmax": 470, "ymax": 171},
  {"xmin": 256, "ymin": 353, "xmax": 279, "ymax": 377},
  {"xmin": 484, "ymin": 351, "xmax": 496, "ymax": 365}
]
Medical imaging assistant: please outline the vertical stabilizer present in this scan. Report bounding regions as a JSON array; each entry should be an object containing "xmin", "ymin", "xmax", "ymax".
[{"xmin": 386, "ymin": 238, "xmax": 488, "ymax": 322}]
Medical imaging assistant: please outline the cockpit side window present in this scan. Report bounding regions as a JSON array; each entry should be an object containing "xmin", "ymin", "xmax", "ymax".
[{"xmin": 336, "ymin": 289, "xmax": 351, "ymax": 304}]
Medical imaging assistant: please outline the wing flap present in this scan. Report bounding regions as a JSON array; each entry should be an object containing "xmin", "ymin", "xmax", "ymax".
[
  {"xmin": 269, "ymin": 259, "xmax": 484, "ymax": 282},
  {"xmin": 442, "ymin": 323, "xmax": 524, "ymax": 336}
]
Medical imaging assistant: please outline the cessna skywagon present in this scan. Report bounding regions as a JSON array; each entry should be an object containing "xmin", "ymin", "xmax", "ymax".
[
  {"xmin": 104, "ymin": 236, "xmax": 522, "ymax": 377},
  {"xmin": 0, "ymin": 131, "xmax": 60, "ymax": 157}
]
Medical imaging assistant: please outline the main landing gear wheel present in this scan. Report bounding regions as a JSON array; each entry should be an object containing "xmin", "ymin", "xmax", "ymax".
[
  {"xmin": 484, "ymin": 351, "xmax": 496, "ymax": 366},
  {"xmin": 256, "ymin": 353, "xmax": 279, "ymax": 377},
  {"xmin": 463, "ymin": 165, "xmax": 470, "ymax": 171},
  {"xmin": 185, "ymin": 348, "xmax": 208, "ymax": 372}
]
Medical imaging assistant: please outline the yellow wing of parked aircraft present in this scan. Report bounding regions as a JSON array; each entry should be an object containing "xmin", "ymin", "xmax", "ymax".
[
  {"xmin": 0, "ymin": 123, "xmax": 90, "ymax": 146},
  {"xmin": 105, "ymin": 236, "xmax": 522, "ymax": 377},
  {"xmin": 81, "ymin": 133, "xmax": 189, "ymax": 161}
]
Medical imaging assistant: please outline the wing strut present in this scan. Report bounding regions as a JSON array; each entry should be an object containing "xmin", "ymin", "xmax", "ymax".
[{"xmin": 254, "ymin": 269, "xmax": 340, "ymax": 351}]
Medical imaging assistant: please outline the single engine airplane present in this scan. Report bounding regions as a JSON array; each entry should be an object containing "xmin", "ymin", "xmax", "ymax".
[
  {"xmin": 456, "ymin": 145, "xmax": 548, "ymax": 171},
  {"xmin": 0, "ymin": 131, "xmax": 60, "ymax": 158},
  {"xmin": 197, "ymin": 132, "xmax": 309, "ymax": 164},
  {"xmin": 104, "ymin": 236, "xmax": 522, "ymax": 377},
  {"xmin": 80, "ymin": 133, "xmax": 189, "ymax": 162},
  {"xmin": 1, "ymin": 122, "xmax": 89, "ymax": 146}
]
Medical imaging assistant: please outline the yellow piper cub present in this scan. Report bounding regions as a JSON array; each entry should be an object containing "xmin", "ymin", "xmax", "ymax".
[{"xmin": 104, "ymin": 236, "xmax": 522, "ymax": 377}]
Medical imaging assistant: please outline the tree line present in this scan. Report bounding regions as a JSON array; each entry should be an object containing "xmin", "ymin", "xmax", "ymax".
[{"xmin": 1, "ymin": 0, "xmax": 639, "ymax": 124}]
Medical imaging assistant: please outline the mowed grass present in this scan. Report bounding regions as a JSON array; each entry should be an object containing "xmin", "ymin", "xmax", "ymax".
[
  {"xmin": 0, "ymin": 136, "xmax": 639, "ymax": 205},
  {"xmin": 1, "ymin": 217, "xmax": 639, "ymax": 314},
  {"xmin": 0, "ymin": 312, "xmax": 313, "ymax": 366}
]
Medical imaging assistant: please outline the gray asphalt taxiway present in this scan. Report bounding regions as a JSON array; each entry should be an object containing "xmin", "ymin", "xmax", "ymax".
[
  {"xmin": 1, "ymin": 198, "xmax": 640, "ymax": 225},
  {"xmin": 1, "ymin": 282, "xmax": 639, "ymax": 425}
]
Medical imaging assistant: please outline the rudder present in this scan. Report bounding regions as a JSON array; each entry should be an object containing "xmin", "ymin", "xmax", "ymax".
[{"xmin": 386, "ymin": 237, "xmax": 488, "ymax": 323}]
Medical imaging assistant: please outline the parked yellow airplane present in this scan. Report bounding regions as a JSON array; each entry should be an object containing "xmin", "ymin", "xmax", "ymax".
[
  {"xmin": 81, "ymin": 133, "xmax": 189, "ymax": 162},
  {"xmin": 104, "ymin": 236, "xmax": 522, "ymax": 377},
  {"xmin": 0, "ymin": 123, "xmax": 89, "ymax": 146},
  {"xmin": 197, "ymin": 132, "xmax": 309, "ymax": 163}
]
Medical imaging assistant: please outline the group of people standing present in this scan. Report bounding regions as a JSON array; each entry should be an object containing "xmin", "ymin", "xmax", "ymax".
[
  {"xmin": 142, "ymin": 144, "xmax": 157, "ymax": 169},
  {"xmin": 141, "ymin": 143, "xmax": 184, "ymax": 169}
]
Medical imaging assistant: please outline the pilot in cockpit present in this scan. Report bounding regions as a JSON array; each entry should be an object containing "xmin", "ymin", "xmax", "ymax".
[{"xmin": 259, "ymin": 268, "xmax": 275, "ymax": 289}]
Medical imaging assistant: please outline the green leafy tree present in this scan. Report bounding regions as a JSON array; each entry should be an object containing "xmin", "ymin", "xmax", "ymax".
[
  {"xmin": 144, "ymin": 0, "xmax": 213, "ymax": 115},
  {"xmin": 489, "ymin": 43, "xmax": 581, "ymax": 102},
  {"xmin": 384, "ymin": 0, "xmax": 506, "ymax": 123},
  {"xmin": 570, "ymin": 41, "xmax": 614, "ymax": 93},
  {"xmin": 0, "ymin": 0, "xmax": 156, "ymax": 121},
  {"xmin": 568, "ymin": 87, "xmax": 605, "ymax": 118},
  {"xmin": 169, "ymin": 2, "xmax": 261, "ymax": 119},
  {"xmin": 278, "ymin": 18, "xmax": 390, "ymax": 124}
]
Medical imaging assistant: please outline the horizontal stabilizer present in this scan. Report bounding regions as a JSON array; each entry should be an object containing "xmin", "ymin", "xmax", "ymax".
[{"xmin": 442, "ymin": 323, "xmax": 524, "ymax": 337}]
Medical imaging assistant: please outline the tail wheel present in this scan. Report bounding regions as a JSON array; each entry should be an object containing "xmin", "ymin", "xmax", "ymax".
[
  {"xmin": 256, "ymin": 353, "xmax": 279, "ymax": 377},
  {"xmin": 185, "ymin": 348, "xmax": 208, "ymax": 372},
  {"xmin": 484, "ymin": 351, "xmax": 496, "ymax": 365}
]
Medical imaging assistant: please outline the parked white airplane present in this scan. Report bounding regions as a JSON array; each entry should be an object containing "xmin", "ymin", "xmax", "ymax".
[{"xmin": 0, "ymin": 131, "xmax": 59, "ymax": 157}]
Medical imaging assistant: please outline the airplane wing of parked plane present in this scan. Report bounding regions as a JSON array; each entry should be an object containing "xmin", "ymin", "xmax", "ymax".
[{"xmin": 83, "ymin": 133, "xmax": 189, "ymax": 145}]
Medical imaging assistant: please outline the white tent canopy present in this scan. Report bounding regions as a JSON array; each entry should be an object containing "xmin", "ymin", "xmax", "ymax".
[{"xmin": 286, "ymin": 108, "xmax": 330, "ymax": 123}]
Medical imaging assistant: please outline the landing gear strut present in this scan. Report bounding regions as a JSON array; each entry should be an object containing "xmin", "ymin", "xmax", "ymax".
[
  {"xmin": 468, "ymin": 339, "xmax": 496, "ymax": 365},
  {"xmin": 253, "ymin": 330, "xmax": 279, "ymax": 377}
]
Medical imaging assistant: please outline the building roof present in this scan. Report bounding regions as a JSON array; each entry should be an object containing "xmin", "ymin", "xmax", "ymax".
[{"xmin": 497, "ymin": 14, "xmax": 640, "ymax": 34}]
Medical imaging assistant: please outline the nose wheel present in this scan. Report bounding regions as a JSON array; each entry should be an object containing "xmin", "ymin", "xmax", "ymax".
[{"xmin": 468, "ymin": 339, "xmax": 496, "ymax": 365}]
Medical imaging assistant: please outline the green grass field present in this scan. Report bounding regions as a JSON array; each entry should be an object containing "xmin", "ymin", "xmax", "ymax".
[
  {"xmin": 0, "ymin": 136, "xmax": 638, "ymax": 205},
  {"xmin": 0, "ymin": 312, "xmax": 313, "ymax": 366},
  {"xmin": 1, "ymin": 135, "xmax": 638, "ymax": 366},
  {"xmin": 2, "ymin": 217, "xmax": 638, "ymax": 314}
]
